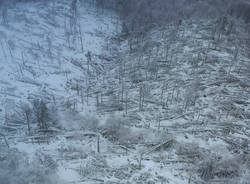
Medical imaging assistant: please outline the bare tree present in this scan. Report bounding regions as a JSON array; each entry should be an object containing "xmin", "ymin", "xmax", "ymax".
[
  {"xmin": 32, "ymin": 99, "xmax": 50, "ymax": 130},
  {"xmin": 21, "ymin": 103, "xmax": 32, "ymax": 135}
]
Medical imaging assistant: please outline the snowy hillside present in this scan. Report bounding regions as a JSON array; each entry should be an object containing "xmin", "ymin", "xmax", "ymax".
[
  {"xmin": 0, "ymin": 0, "xmax": 250, "ymax": 184},
  {"xmin": 0, "ymin": 0, "xmax": 120, "ymax": 118}
]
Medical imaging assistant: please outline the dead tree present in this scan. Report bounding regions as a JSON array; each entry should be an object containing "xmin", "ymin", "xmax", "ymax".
[
  {"xmin": 32, "ymin": 99, "xmax": 50, "ymax": 130},
  {"xmin": 0, "ymin": 133, "xmax": 9, "ymax": 148},
  {"xmin": 2, "ymin": 9, "xmax": 8, "ymax": 25},
  {"xmin": 70, "ymin": 0, "xmax": 78, "ymax": 46},
  {"xmin": 21, "ymin": 103, "xmax": 32, "ymax": 135},
  {"xmin": 79, "ymin": 23, "xmax": 84, "ymax": 52}
]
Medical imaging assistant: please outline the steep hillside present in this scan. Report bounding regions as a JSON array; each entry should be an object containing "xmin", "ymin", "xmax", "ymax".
[
  {"xmin": 0, "ymin": 0, "xmax": 249, "ymax": 184},
  {"xmin": 0, "ymin": 0, "xmax": 120, "ymax": 129},
  {"xmin": 93, "ymin": 16, "xmax": 250, "ymax": 183}
]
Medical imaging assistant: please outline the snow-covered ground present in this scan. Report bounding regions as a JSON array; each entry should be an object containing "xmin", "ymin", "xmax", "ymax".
[
  {"xmin": 0, "ymin": 0, "xmax": 120, "ymax": 116},
  {"xmin": 0, "ymin": 0, "xmax": 249, "ymax": 184}
]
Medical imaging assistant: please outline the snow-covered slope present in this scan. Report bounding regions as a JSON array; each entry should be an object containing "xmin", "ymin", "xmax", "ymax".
[
  {"xmin": 0, "ymin": 0, "xmax": 249, "ymax": 184},
  {"xmin": 0, "ymin": 0, "xmax": 120, "ymax": 118}
]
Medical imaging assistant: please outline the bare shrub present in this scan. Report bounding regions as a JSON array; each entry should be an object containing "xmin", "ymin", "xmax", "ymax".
[
  {"xmin": 79, "ymin": 154, "xmax": 107, "ymax": 178},
  {"xmin": 0, "ymin": 148, "xmax": 63, "ymax": 184},
  {"xmin": 198, "ymin": 160, "xmax": 216, "ymax": 181},
  {"xmin": 238, "ymin": 153, "xmax": 250, "ymax": 170},
  {"xmin": 82, "ymin": 116, "xmax": 99, "ymax": 131},
  {"xmin": 103, "ymin": 116, "xmax": 156, "ymax": 145},
  {"xmin": 215, "ymin": 158, "xmax": 239, "ymax": 178},
  {"xmin": 175, "ymin": 142, "xmax": 209, "ymax": 161},
  {"xmin": 5, "ymin": 99, "xmax": 60, "ymax": 136},
  {"xmin": 198, "ymin": 157, "xmax": 245, "ymax": 181},
  {"xmin": 103, "ymin": 115, "xmax": 131, "ymax": 143}
]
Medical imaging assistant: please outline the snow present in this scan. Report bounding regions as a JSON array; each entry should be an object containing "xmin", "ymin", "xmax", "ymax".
[{"xmin": 0, "ymin": 0, "xmax": 249, "ymax": 183}]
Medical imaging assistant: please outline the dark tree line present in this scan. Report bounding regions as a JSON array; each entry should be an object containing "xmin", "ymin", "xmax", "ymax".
[{"xmin": 96, "ymin": 0, "xmax": 250, "ymax": 35}]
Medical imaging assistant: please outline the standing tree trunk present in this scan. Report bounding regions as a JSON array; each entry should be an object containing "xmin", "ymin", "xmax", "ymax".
[{"xmin": 97, "ymin": 134, "xmax": 100, "ymax": 153}]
